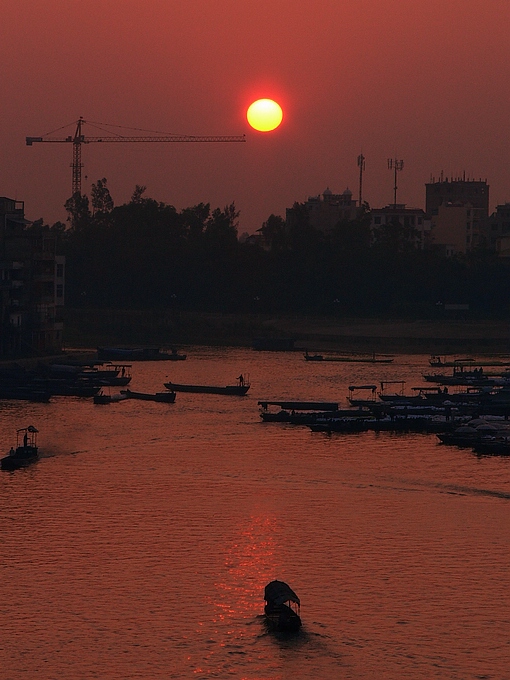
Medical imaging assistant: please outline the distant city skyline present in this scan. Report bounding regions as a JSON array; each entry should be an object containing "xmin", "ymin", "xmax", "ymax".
[{"xmin": 2, "ymin": 0, "xmax": 510, "ymax": 232}]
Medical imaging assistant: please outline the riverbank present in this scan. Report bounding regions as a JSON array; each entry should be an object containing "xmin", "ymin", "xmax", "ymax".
[{"xmin": 61, "ymin": 309, "xmax": 510, "ymax": 355}]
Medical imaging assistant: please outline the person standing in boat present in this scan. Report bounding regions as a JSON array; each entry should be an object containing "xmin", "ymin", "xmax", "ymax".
[{"xmin": 238, "ymin": 374, "xmax": 245, "ymax": 386}]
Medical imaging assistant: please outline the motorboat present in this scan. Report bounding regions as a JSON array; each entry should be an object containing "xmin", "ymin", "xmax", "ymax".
[
  {"xmin": 1, "ymin": 426, "xmax": 39, "ymax": 471},
  {"xmin": 258, "ymin": 400, "xmax": 340, "ymax": 423},
  {"xmin": 305, "ymin": 351, "xmax": 393, "ymax": 363},
  {"xmin": 93, "ymin": 390, "xmax": 128, "ymax": 404}
]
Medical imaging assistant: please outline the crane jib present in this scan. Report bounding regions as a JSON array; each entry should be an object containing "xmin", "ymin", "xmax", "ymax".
[
  {"xmin": 26, "ymin": 120, "xmax": 246, "ymax": 195},
  {"xmin": 27, "ymin": 135, "xmax": 245, "ymax": 144}
]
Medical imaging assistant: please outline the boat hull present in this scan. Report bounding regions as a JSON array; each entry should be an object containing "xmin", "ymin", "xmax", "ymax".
[
  {"xmin": 122, "ymin": 389, "xmax": 176, "ymax": 403},
  {"xmin": 264, "ymin": 605, "xmax": 302, "ymax": 632},
  {"xmin": 1, "ymin": 446, "xmax": 38, "ymax": 471}
]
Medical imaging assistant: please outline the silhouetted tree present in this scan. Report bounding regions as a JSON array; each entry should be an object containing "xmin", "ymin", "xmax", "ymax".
[
  {"xmin": 130, "ymin": 184, "xmax": 147, "ymax": 204},
  {"xmin": 181, "ymin": 203, "xmax": 210, "ymax": 240},
  {"xmin": 64, "ymin": 192, "xmax": 91, "ymax": 231},
  {"xmin": 91, "ymin": 178, "xmax": 114, "ymax": 215},
  {"xmin": 260, "ymin": 214, "xmax": 287, "ymax": 252}
]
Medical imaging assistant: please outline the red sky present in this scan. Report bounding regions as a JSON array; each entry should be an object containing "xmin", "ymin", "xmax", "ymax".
[{"xmin": 2, "ymin": 0, "xmax": 510, "ymax": 233}]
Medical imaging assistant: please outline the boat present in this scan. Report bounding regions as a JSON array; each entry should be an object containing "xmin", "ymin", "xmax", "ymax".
[
  {"xmin": 97, "ymin": 346, "xmax": 187, "ymax": 361},
  {"xmin": 40, "ymin": 362, "xmax": 132, "ymax": 388},
  {"xmin": 164, "ymin": 377, "xmax": 250, "ymax": 396},
  {"xmin": 423, "ymin": 363, "xmax": 510, "ymax": 387},
  {"xmin": 304, "ymin": 351, "xmax": 393, "ymax": 363},
  {"xmin": 310, "ymin": 415, "xmax": 372, "ymax": 433},
  {"xmin": 93, "ymin": 389, "xmax": 128, "ymax": 404},
  {"xmin": 258, "ymin": 400, "xmax": 340, "ymax": 423},
  {"xmin": 258, "ymin": 400, "xmax": 339, "ymax": 411},
  {"xmin": 436, "ymin": 420, "xmax": 504, "ymax": 447},
  {"xmin": 264, "ymin": 580, "xmax": 302, "ymax": 632},
  {"xmin": 1, "ymin": 426, "xmax": 39, "ymax": 471},
  {"xmin": 347, "ymin": 384, "xmax": 378, "ymax": 406},
  {"xmin": 121, "ymin": 389, "xmax": 176, "ymax": 403},
  {"xmin": 429, "ymin": 355, "xmax": 475, "ymax": 367},
  {"xmin": 303, "ymin": 351, "xmax": 324, "ymax": 361},
  {"xmin": 473, "ymin": 437, "xmax": 510, "ymax": 456},
  {"xmin": 429, "ymin": 355, "xmax": 510, "ymax": 368}
]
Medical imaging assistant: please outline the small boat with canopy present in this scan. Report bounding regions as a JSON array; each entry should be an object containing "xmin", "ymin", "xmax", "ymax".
[
  {"xmin": 1, "ymin": 426, "xmax": 39, "ymax": 471},
  {"xmin": 264, "ymin": 580, "xmax": 302, "ymax": 632}
]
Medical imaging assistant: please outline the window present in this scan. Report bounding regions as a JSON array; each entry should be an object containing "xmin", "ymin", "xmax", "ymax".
[
  {"xmin": 56, "ymin": 284, "xmax": 63, "ymax": 299},
  {"xmin": 56, "ymin": 263, "xmax": 64, "ymax": 278}
]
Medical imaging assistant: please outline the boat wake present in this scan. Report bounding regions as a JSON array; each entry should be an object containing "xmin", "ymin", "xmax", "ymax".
[{"xmin": 364, "ymin": 476, "xmax": 510, "ymax": 501}]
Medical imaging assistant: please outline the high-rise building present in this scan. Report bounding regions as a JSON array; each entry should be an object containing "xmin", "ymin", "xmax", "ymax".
[
  {"xmin": 0, "ymin": 197, "xmax": 65, "ymax": 357},
  {"xmin": 425, "ymin": 177, "xmax": 489, "ymax": 215},
  {"xmin": 488, "ymin": 203, "xmax": 510, "ymax": 252},
  {"xmin": 426, "ymin": 177, "xmax": 490, "ymax": 253}
]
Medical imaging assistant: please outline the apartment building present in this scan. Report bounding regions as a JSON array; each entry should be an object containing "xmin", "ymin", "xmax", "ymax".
[
  {"xmin": 0, "ymin": 197, "xmax": 64, "ymax": 358},
  {"xmin": 426, "ymin": 178, "xmax": 489, "ymax": 253}
]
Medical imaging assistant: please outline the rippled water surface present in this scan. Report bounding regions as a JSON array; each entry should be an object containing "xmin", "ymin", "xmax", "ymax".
[{"xmin": 1, "ymin": 348, "xmax": 509, "ymax": 679}]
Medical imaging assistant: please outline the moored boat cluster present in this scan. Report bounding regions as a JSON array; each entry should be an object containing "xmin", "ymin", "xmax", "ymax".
[{"xmin": 260, "ymin": 356, "xmax": 510, "ymax": 455}]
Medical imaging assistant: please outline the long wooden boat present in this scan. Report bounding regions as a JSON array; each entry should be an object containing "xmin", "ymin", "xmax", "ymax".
[
  {"xmin": 304, "ymin": 351, "xmax": 393, "ymax": 363},
  {"xmin": 1, "ymin": 426, "xmax": 39, "ymax": 471},
  {"xmin": 121, "ymin": 389, "xmax": 176, "ymax": 403},
  {"xmin": 264, "ymin": 580, "xmax": 302, "ymax": 632},
  {"xmin": 164, "ymin": 381, "xmax": 250, "ymax": 396}
]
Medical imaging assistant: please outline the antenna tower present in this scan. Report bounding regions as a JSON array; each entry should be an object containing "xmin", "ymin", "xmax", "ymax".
[
  {"xmin": 387, "ymin": 157, "xmax": 404, "ymax": 207},
  {"xmin": 357, "ymin": 153, "xmax": 365, "ymax": 206}
]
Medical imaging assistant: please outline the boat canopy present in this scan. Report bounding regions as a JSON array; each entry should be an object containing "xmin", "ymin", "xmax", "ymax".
[
  {"xmin": 18, "ymin": 425, "xmax": 38, "ymax": 434},
  {"xmin": 264, "ymin": 580, "xmax": 300, "ymax": 606},
  {"xmin": 348, "ymin": 385, "xmax": 377, "ymax": 391}
]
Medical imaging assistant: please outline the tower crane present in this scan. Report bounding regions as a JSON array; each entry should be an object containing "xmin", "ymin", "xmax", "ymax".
[{"xmin": 26, "ymin": 117, "xmax": 246, "ymax": 197}]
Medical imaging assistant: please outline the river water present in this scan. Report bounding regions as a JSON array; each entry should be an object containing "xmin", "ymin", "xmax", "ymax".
[{"xmin": 1, "ymin": 347, "xmax": 509, "ymax": 679}]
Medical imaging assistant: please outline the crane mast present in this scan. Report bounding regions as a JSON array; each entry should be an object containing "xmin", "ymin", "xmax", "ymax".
[{"xmin": 26, "ymin": 117, "xmax": 246, "ymax": 196}]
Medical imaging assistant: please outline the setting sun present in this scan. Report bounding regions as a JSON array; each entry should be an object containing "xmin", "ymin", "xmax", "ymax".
[{"xmin": 247, "ymin": 99, "xmax": 283, "ymax": 132}]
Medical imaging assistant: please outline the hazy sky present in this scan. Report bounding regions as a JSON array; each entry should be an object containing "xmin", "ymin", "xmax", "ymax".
[{"xmin": 2, "ymin": 0, "xmax": 510, "ymax": 233}]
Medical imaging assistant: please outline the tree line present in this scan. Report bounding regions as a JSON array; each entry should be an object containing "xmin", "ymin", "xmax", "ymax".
[{"xmin": 31, "ymin": 180, "xmax": 510, "ymax": 317}]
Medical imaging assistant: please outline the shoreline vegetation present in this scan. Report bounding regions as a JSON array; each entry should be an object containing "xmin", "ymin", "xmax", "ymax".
[{"xmin": 61, "ymin": 309, "xmax": 510, "ymax": 356}]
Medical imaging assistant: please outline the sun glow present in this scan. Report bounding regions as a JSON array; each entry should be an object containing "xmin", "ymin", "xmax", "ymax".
[{"xmin": 247, "ymin": 99, "xmax": 283, "ymax": 132}]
